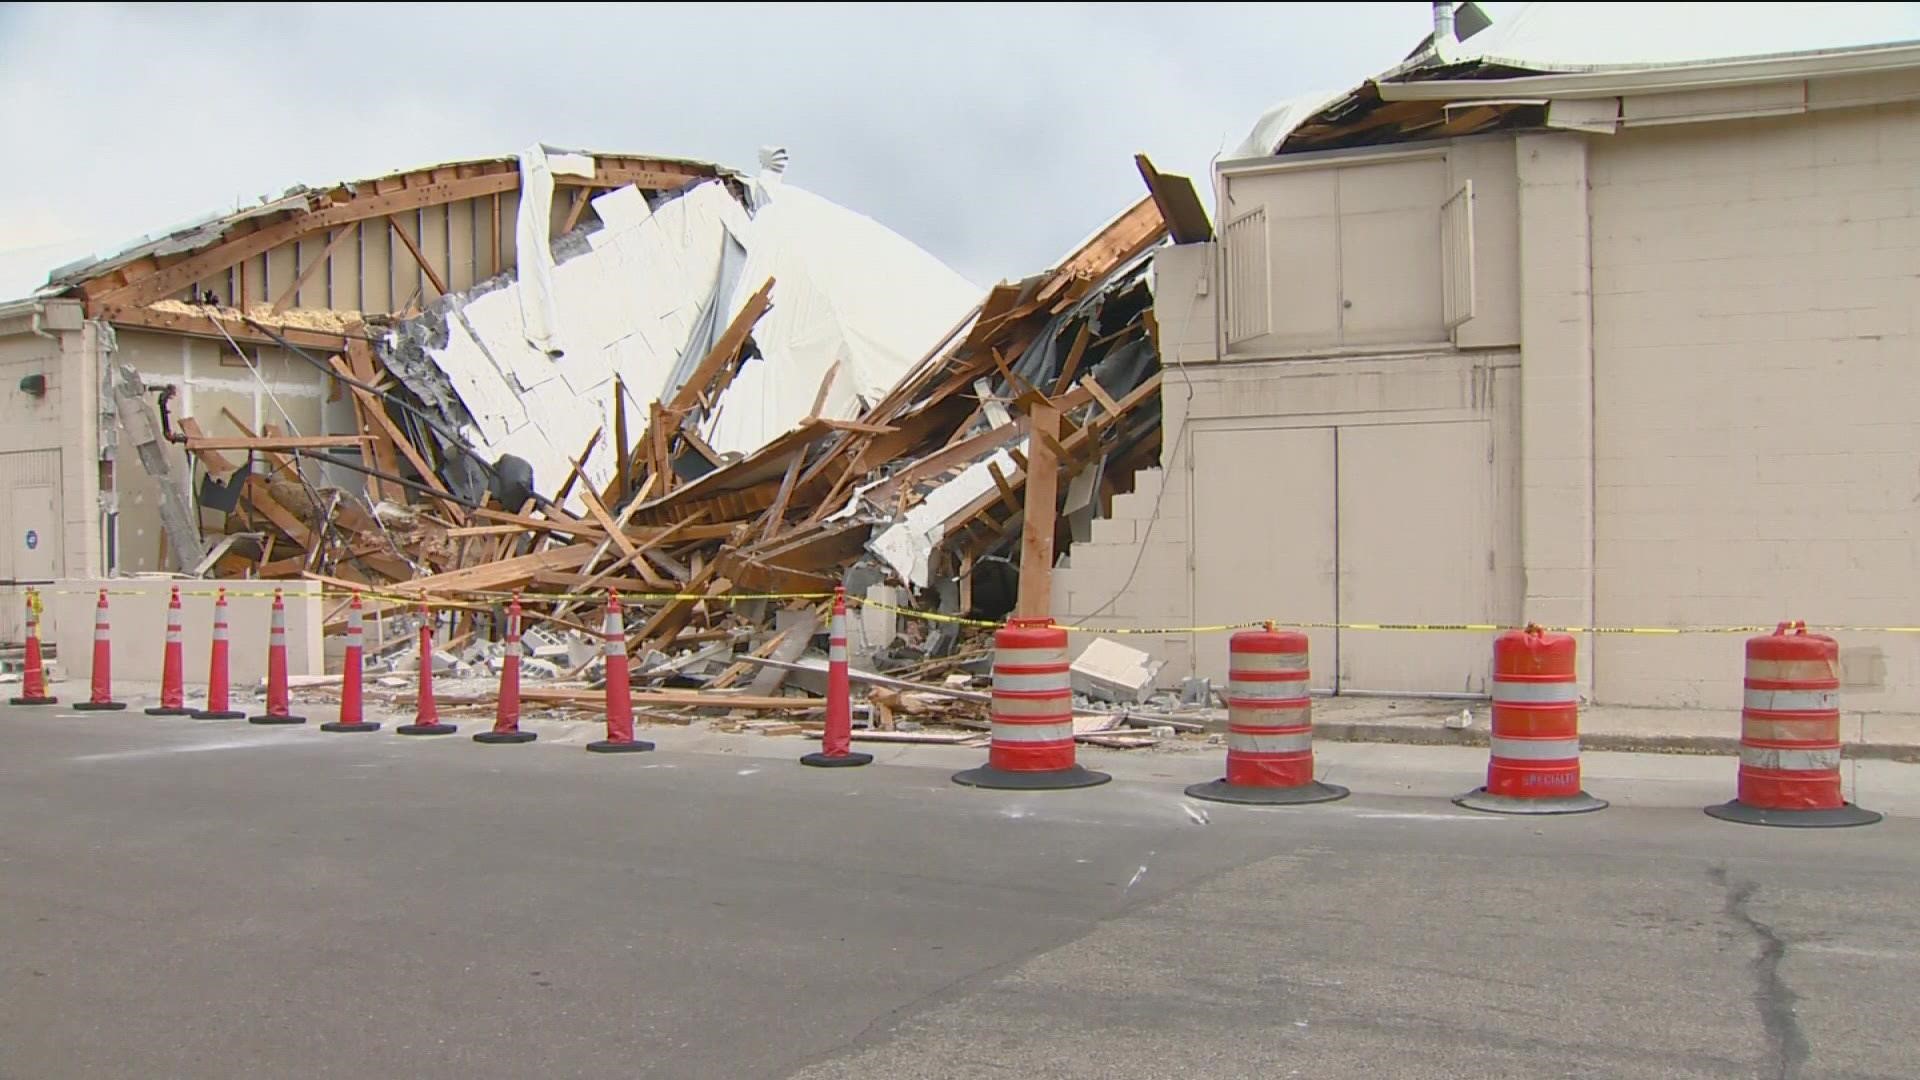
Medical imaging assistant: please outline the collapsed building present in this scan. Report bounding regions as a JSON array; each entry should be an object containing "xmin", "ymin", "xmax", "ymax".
[{"xmin": 0, "ymin": 142, "xmax": 1197, "ymax": 686}]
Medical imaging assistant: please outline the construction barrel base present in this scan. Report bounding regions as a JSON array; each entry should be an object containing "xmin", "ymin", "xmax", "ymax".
[
  {"xmin": 396, "ymin": 722, "xmax": 456, "ymax": 736},
  {"xmin": 1185, "ymin": 778, "xmax": 1349, "ymax": 806},
  {"xmin": 321, "ymin": 720, "xmax": 382, "ymax": 733},
  {"xmin": 801, "ymin": 750, "xmax": 873, "ymax": 768},
  {"xmin": 473, "ymin": 730, "xmax": 537, "ymax": 744},
  {"xmin": 145, "ymin": 706, "xmax": 195, "ymax": 717},
  {"xmin": 1705, "ymin": 801, "xmax": 1882, "ymax": 828},
  {"xmin": 249, "ymin": 714, "xmax": 307, "ymax": 725},
  {"xmin": 192, "ymin": 709, "xmax": 245, "ymax": 720},
  {"xmin": 951, "ymin": 764, "xmax": 1111, "ymax": 790},
  {"xmin": 11, "ymin": 695, "xmax": 57, "ymax": 706},
  {"xmin": 586, "ymin": 739, "xmax": 655, "ymax": 754},
  {"xmin": 1453, "ymin": 788, "xmax": 1608, "ymax": 815},
  {"xmin": 73, "ymin": 702, "xmax": 127, "ymax": 712}
]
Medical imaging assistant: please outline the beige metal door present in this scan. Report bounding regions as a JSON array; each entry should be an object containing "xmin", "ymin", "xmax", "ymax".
[
  {"xmin": 1192, "ymin": 426, "xmax": 1337, "ymax": 690},
  {"xmin": 4, "ymin": 485, "xmax": 58, "ymax": 642},
  {"xmin": 1335, "ymin": 422, "xmax": 1493, "ymax": 693}
]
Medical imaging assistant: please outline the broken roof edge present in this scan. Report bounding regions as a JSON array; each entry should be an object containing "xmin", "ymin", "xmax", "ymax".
[{"xmin": 43, "ymin": 148, "xmax": 737, "ymax": 296}]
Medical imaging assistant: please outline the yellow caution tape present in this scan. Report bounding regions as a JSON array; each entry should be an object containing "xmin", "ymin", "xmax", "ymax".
[{"xmin": 16, "ymin": 584, "xmax": 1920, "ymax": 636}]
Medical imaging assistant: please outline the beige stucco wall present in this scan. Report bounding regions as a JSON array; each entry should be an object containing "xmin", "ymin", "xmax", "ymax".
[
  {"xmin": 1069, "ymin": 95, "xmax": 1919, "ymax": 712},
  {"xmin": 1588, "ymin": 101, "xmax": 1920, "ymax": 712},
  {"xmin": 0, "ymin": 304, "xmax": 105, "ymax": 640},
  {"xmin": 107, "ymin": 328, "xmax": 331, "ymax": 574},
  {"xmin": 45, "ymin": 578, "xmax": 324, "ymax": 691}
]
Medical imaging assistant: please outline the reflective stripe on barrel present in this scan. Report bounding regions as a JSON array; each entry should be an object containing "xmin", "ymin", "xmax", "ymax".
[
  {"xmin": 829, "ymin": 609, "xmax": 848, "ymax": 664},
  {"xmin": 1738, "ymin": 624, "xmax": 1844, "ymax": 811},
  {"xmin": 988, "ymin": 619, "xmax": 1075, "ymax": 773},
  {"xmin": 1486, "ymin": 628, "xmax": 1584, "ymax": 799},
  {"xmin": 1224, "ymin": 628, "xmax": 1317, "ymax": 788},
  {"xmin": 604, "ymin": 608, "xmax": 627, "ymax": 658}
]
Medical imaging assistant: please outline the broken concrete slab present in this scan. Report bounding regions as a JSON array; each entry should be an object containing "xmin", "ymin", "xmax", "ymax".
[{"xmin": 1069, "ymin": 637, "xmax": 1163, "ymax": 705}]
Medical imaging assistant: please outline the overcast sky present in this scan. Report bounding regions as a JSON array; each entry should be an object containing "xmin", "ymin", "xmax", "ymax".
[{"xmin": 0, "ymin": 2, "xmax": 1512, "ymax": 297}]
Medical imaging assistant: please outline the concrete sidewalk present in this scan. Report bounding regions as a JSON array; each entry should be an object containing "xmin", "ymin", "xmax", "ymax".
[{"xmin": 1303, "ymin": 693, "xmax": 1920, "ymax": 762}]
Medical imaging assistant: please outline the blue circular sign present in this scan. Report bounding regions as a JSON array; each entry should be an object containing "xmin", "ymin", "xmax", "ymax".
[{"xmin": 23, "ymin": 530, "xmax": 37, "ymax": 551}]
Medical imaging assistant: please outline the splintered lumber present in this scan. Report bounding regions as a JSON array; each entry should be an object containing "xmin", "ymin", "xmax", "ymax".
[
  {"xmin": 387, "ymin": 541, "xmax": 596, "ymax": 596},
  {"xmin": 518, "ymin": 687, "xmax": 820, "ymax": 712},
  {"xmin": 1015, "ymin": 401, "xmax": 1060, "ymax": 618},
  {"xmin": 731, "ymin": 655, "xmax": 992, "ymax": 704},
  {"xmin": 186, "ymin": 434, "xmax": 372, "ymax": 452}
]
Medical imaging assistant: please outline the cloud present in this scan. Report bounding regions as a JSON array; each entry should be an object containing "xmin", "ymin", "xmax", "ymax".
[{"xmin": 0, "ymin": 1, "xmax": 1446, "ymax": 297}]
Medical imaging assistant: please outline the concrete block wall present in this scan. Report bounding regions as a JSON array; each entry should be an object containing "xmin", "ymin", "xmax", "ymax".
[
  {"xmin": 1051, "ymin": 466, "xmax": 1192, "ymax": 680},
  {"xmin": 1589, "ymin": 102, "xmax": 1920, "ymax": 712},
  {"xmin": 45, "ymin": 578, "xmax": 325, "ymax": 691}
]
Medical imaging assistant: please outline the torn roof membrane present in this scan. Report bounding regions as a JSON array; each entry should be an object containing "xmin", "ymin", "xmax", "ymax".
[{"xmin": 384, "ymin": 152, "xmax": 978, "ymax": 513}]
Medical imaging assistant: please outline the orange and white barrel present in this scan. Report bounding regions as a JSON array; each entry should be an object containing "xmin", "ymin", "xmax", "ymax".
[
  {"xmin": 1454, "ymin": 626, "xmax": 1605, "ymax": 815},
  {"xmin": 1706, "ymin": 622, "xmax": 1879, "ymax": 828},
  {"xmin": 953, "ymin": 617, "xmax": 1109, "ymax": 790},
  {"xmin": 1187, "ymin": 626, "xmax": 1346, "ymax": 805}
]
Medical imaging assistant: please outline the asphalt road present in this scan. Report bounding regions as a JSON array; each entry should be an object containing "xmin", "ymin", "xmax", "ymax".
[{"xmin": 2, "ymin": 701, "xmax": 1917, "ymax": 1079}]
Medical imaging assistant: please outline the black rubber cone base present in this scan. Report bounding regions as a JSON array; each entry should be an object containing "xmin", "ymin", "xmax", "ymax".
[
  {"xmin": 192, "ymin": 709, "xmax": 246, "ymax": 720},
  {"xmin": 73, "ymin": 701, "xmax": 127, "ymax": 711},
  {"xmin": 1454, "ymin": 788, "xmax": 1608, "ymax": 816},
  {"xmin": 320, "ymin": 721, "xmax": 382, "ymax": 733},
  {"xmin": 1705, "ymin": 800, "xmax": 1882, "ymax": 828},
  {"xmin": 586, "ymin": 739, "xmax": 655, "ymax": 753},
  {"xmin": 1185, "ymin": 778, "xmax": 1349, "ymax": 806},
  {"xmin": 474, "ymin": 730, "xmax": 537, "ymax": 744},
  {"xmin": 249, "ymin": 713, "xmax": 307, "ymax": 725},
  {"xmin": 802, "ymin": 750, "xmax": 874, "ymax": 768},
  {"xmin": 397, "ymin": 722, "xmax": 456, "ymax": 736},
  {"xmin": 11, "ymin": 695, "xmax": 57, "ymax": 706},
  {"xmin": 145, "ymin": 706, "xmax": 195, "ymax": 716},
  {"xmin": 952, "ymin": 763, "xmax": 1111, "ymax": 790}
]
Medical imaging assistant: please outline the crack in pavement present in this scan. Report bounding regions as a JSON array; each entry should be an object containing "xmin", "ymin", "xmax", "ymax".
[{"xmin": 1710, "ymin": 865, "xmax": 1810, "ymax": 1080}]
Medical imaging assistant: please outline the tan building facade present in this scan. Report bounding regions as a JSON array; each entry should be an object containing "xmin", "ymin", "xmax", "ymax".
[{"xmin": 1055, "ymin": 59, "xmax": 1920, "ymax": 713}]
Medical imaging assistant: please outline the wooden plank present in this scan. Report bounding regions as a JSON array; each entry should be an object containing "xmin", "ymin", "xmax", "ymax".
[
  {"xmin": 387, "ymin": 215, "xmax": 449, "ymax": 297},
  {"xmin": 328, "ymin": 353, "xmax": 404, "ymax": 503},
  {"xmin": 986, "ymin": 462, "xmax": 1022, "ymax": 518},
  {"xmin": 666, "ymin": 278, "xmax": 774, "ymax": 414},
  {"xmin": 757, "ymin": 451, "xmax": 804, "ymax": 543},
  {"xmin": 243, "ymin": 476, "xmax": 313, "ymax": 546},
  {"xmin": 1051, "ymin": 323, "xmax": 1092, "ymax": 396},
  {"xmin": 560, "ymin": 187, "xmax": 592, "ymax": 234},
  {"xmin": 186, "ymin": 434, "xmax": 371, "ymax": 452},
  {"xmin": 577, "ymin": 485, "xmax": 638, "ymax": 560},
  {"xmin": 341, "ymin": 341, "xmax": 465, "ymax": 522},
  {"xmin": 101, "ymin": 303, "xmax": 352, "ymax": 351},
  {"xmin": 1081, "ymin": 374, "xmax": 1124, "ymax": 420},
  {"xmin": 388, "ymin": 541, "xmax": 595, "ymax": 596},
  {"xmin": 1133, "ymin": 154, "xmax": 1214, "ymax": 244},
  {"xmin": 518, "ymin": 686, "xmax": 819, "ymax": 712},
  {"xmin": 271, "ymin": 224, "xmax": 358, "ymax": 313},
  {"xmin": 176, "ymin": 418, "xmax": 242, "ymax": 477},
  {"xmin": 648, "ymin": 402, "xmax": 672, "ymax": 496},
  {"xmin": 489, "ymin": 192, "xmax": 502, "ymax": 275},
  {"xmin": 1016, "ymin": 402, "xmax": 1060, "ymax": 618},
  {"xmin": 807, "ymin": 360, "xmax": 840, "ymax": 419},
  {"xmin": 551, "ymin": 425, "xmax": 604, "ymax": 506},
  {"xmin": 470, "ymin": 506, "xmax": 604, "ymax": 538},
  {"xmin": 96, "ymin": 169, "xmax": 523, "ymax": 312},
  {"xmin": 1034, "ymin": 195, "xmax": 1166, "ymax": 308}
]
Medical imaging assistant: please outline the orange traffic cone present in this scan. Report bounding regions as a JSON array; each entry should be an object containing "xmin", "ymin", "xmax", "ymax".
[
  {"xmin": 11, "ymin": 587, "xmax": 56, "ymax": 706},
  {"xmin": 73, "ymin": 589, "xmax": 127, "ymax": 712},
  {"xmin": 397, "ymin": 603, "xmax": 455, "ymax": 735},
  {"xmin": 475, "ymin": 595, "xmax": 535, "ymax": 744},
  {"xmin": 146, "ymin": 586, "xmax": 194, "ymax": 716},
  {"xmin": 193, "ymin": 588, "xmax": 245, "ymax": 719},
  {"xmin": 587, "ymin": 592, "xmax": 651, "ymax": 754},
  {"xmin": 322, "ymin": 592, "xmax": 380, "ymax": 733}
]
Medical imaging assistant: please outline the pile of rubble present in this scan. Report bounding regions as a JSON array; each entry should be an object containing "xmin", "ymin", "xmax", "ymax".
[{"xmin": 173, "ymin": 153, "xmax": 1211, "ymax": 743}]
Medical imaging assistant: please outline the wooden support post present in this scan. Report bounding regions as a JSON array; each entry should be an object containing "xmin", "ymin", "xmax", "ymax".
[
  {"xmin": 387, "ymin": 215, "xmax": 449, "ymax": 297},
  {"xmin": 1016, "ymin": 402, "xmax": 1059, "ymax": 619},
  {"xmin": 489, "ymin": 192, "xmax": 502, "ymax": 276},
  {"xmin": 648, "ymin": 401, "xmax": 672, "ymax": 496}
]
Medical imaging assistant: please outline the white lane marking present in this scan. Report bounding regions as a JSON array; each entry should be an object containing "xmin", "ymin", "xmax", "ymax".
[
  {"xmin": 736, "ymin": 767, "xmax": 762, "ymax": 776},
  {"xmin": 1124, "ymin": 865, "xmax": 1148, "ymax": 892},
  {"xmin": 1182, "ymin": 802, "xmax": 1211, "ymax": 826},
  {"xmin": 70, "ymin": 738, "xmax": 301, "ymax": 763},
  {"xmin": 1352, "ymin": 811, "xmax": 1497, "ymax": 822},
  {"xmin": 1800, "ymin": 943, "xmax": 1920, "ymax": 960}
]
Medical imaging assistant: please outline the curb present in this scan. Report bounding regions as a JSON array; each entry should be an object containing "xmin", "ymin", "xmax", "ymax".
[{"xmin": 1308, "ymin": 719, "xmax": 1920, "ymax": 763}]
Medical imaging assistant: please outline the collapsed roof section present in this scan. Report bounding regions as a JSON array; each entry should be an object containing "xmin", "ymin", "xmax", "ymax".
[{"xmin": 378, "ymin": 147, "xmax": 981, "ymax": 515}]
